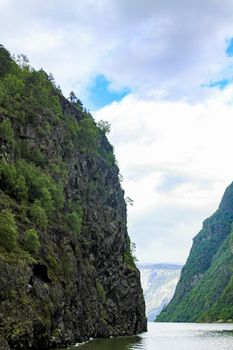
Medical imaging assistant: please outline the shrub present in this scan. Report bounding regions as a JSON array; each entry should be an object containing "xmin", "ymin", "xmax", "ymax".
[
  {"xmin": 0, "ymin": 209, "xmax": 18, "ymax": 250},
  {"xmin": 3, "ymin": 74, "xmax": 25, "ymax": 96},
  {"xmin": 14, "ymin": 175, "xmax": 28, "ymax": 200},
  {"xmin": 0, "ymin": 160, "xmax": 17, "ymax": 192},
  {"xmin": 24, "ymin": 228, "xmax": 40, "ymax": 253},
  {"xmin": 67, "ymin": 116, "xmax": 99, "ymax": 153},
  {"xmin": 16, "ymin": 160, "xmax": 64, "ymax": 214},
  {"xmin": 0, "ymin": 119, "xmax": 15, "ymax": 145},
  {"xmin": 0, "ymin": 161, "xmax": 28, "ymax": 201},
  {"xmin": 105, "ymin": 151, "xmax": 117, "ymax": 166},
  {"xmin": 0, "ymin": 160, "xmax": 64, "ymax": 214},
  {"xmin": 0, "ymin": 45, "xmax": 12, "ymax": 77},
  {"xmin": 96, "ymin": 279, "xmax": 106, "ymax": 301},
  {"xmin": 123, "ymin": 239, "xmax": 137, "ymax": 267},
  {"xmin": 66, "ymin": 210, "xmax": 82, "ymax": 236},
  {"xmin": 77, "ymin": 117, "xmax": 99, "ymax": 151},
  {"xmin": 29, "ymin": 200, "xmax": 48, "ymax": 229}
]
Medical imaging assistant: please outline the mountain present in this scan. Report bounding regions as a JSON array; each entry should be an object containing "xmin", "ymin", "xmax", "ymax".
[
  {"xmin": 138, "ymin": 263, "xmax": 182, "ymax": 321},
  {"xmin": 0, "ymin": 45, "xmax": 146, "ymax": 350},
  {"xmin": 157, "ymin": 182, "xmax": 233, "ymax": 322}
]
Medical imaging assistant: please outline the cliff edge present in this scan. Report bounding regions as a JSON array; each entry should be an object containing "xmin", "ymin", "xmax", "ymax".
[{"xmin": 0, "ymin": 45, "xmax": 146, "ymax": 349}]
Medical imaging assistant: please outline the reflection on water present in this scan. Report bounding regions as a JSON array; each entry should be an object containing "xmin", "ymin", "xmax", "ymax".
[
  {"xmin": 75, "ymin": 335, "xmax": 144, "ymax": 350},
  {"xmin": 60, "ymin": 322, "xmax": 233, "ymax": 350}
]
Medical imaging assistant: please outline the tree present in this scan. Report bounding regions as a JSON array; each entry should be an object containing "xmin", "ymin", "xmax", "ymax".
[
  {"xmin": 97, "ymin": 120, "xmax": 111, "ymax": 134},
  {"xmin": 125, "ymin": 196, "xmax": 134, "ymax": 206},
  {"xmin": 0, "ymin": 45, "xmax": 12, "ymax": 77},
  {"xmin": 69, "ymin": 91, "xmax": 78, "ymax": 104},
  {"xmin": 0, "ymin": 161, "xmax": 18, "ymax": 197},
  {"xmin": 76, "ymin": 98, "xmax": 83, "ymax": 111},
  {"xmin": 0, "ymin": 119, "xmax": 15, "ymax": 145},
  {"xmin": 48, "ymin": 73, "xmax": 56, "ymax": 86},
  {"xmin": 24, "ymin": 228, "xmax": 40, "ymax": 253},
  {"xmin": 68, "ymin": 91, "xmax": 84, "ymax": 111},
  {"xmin": 29, "ymin": 200, "xmax": 48, "ymax": 229},
  {"xmin": 74, "ymin": 117, "xmax": 99, "ymax": 152},
  {"xmin": 16, "ymin": 53, "xmax": 30, "ymax": 68},
  {"xmin": 66, "ymin": 210, "xmax": 82, "ymax": 236},
  {"xmin": 0, "ymin": 209, "xmax": 18, "ymax": 251},
  {"xmin": 14, "ymin": 175, "xmax": 28, "ymax": 201}
]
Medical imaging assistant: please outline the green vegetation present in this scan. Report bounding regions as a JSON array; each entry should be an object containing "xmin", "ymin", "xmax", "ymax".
[
  {"xmin": 66, "ymin": 116, "xmax": 99, "ymax": 153},
  {"xmin": 24, "ymin": 228, "xmax": 40, "ymax": 253},
  {"xmin": 0, "ymin": 160, "xmax": 64, "ymax": 213},
  {"xmin": 105, "ymin": 151, "xmax": 117, "ymax": 166},
  {"xmin": 0, "ymin": 44, "xmax": 12, "ymax": 77},
  {"xmin": 0, "ymin": 44, "xmax": 118, "ymax": 257},
  {"xmin": 96, "ymin": 279, "xmax": 106, "ymax": 302},
  {"xmin": 97, "ymin": 119, "xmax": 111, "ymax": 134},
  {"xmin": 0, "ymin": 118, "xmax": 14, "ymax": 145},
  {"xmin": 157, "ymin": 184, "xmax": 233, "ymax": 322},
  {"xmin": 0, "ymin": 209, "xmax": 18, "ymax": 251},
  {"xmin": 29, "ymin": 201, "xmax": 48, "ymax": 229},
  {"xmin": 124, "ymin": 238, "xmax": 137, "ymax": 268},
  {"xmin": 65, "ymin": 210, "xmax": 82, "ymax": 236},
  {"xmin": 0, "ymin": 45, "xmax": 145, "ymax": 349},
  {"xmin": 68, "ymin": 90, "xmax": 83, "ymax": 112}
]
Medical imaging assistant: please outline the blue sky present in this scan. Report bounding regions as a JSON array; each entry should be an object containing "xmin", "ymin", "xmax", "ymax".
[
  {"xmin": 202, "ymin": 38, "xmax": 233, "ymax": 90},
  {"xmin": 87, "ymin": 36, "xmax": 233, "ymax": 108},
  {"xmin": 204, "ymin": 79, "xmax": 230, "ymax": 89},
  {"xmin": 86, "ymin": 74, "xmax": 130, "ymax": 110},
  {"xmin": 1, "ymin": 0, "xmax": 233, "ymax": 263},
  {"xmin": 226, "ymin": 38, "xmax": 233, "ymax": 57},
  {"xmin": 85, "ymin": 36, "xmax": 233, "ymax": 106}
]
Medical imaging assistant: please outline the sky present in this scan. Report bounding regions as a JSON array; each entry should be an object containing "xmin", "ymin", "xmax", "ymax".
[{"xmin": 2, "ymin": 0, "xmax": 233, "ymax": 264}]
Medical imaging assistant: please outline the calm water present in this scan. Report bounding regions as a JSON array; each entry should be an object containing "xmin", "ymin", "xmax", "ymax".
[{"xmin": 62, "ymin": 322, "xmax": 233, "ymax": 350}]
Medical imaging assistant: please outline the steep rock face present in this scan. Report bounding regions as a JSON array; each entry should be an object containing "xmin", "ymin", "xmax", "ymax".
[
  {"xmin": 0, "ymin": 46, "xmax": 146, "ymax": 349},
  {"xmin": 157, "ymin": 182, "xmax": 233, "ymax": 322}
]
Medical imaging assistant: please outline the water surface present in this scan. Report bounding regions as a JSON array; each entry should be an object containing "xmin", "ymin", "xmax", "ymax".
[{"xmin": 64, "ymin": 322, "xmax": 233, "ymax": 350}]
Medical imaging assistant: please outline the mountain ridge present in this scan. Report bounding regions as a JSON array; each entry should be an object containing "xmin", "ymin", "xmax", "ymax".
[{"xmin": 157, "ymin": 182, "xmax": 233, "ymax": 322}]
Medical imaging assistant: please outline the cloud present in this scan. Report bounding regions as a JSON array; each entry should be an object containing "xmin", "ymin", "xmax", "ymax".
[
  {"xmin": 1, "ymin": 0, "xmax": 233, "ymax": 102},
  {"xmin": 94, "ymin": 88, "xmax": 233, "ymax": 262},
  {"xmin": 128, "ymin": 204, "xmax": 207, "ymax": 264},
  {"xmin": 156, "ymin": 174, "xmax": 189, "ymax": 193},
  {"xmin": 1, "ymin": 1, "xmax": 233, "ymax": 262}
]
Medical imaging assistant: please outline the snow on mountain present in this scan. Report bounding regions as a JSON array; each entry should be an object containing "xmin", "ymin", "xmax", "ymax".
[{"xmin": 138, "ymin": 263, "xmax": 182, "ymax": 321}]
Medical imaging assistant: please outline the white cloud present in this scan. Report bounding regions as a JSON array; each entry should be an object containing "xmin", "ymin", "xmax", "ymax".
[
  {"xmin": 1, "ymin": 0, "xmax": 233, "ymax": 100},
  {"xmin": 1, "ymin": 0, "xmax": 233, "ymax": 262},
  {"xmin": 94, "ymin": 88, "xmax": 233, "ymax": 262}
]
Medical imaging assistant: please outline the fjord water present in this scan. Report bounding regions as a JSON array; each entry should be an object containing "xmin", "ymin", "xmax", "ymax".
[{"xmin": 64, "ymin": 322, "xmax": 233, "ymax": 350}]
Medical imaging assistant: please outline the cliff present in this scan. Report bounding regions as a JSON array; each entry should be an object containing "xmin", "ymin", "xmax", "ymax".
[
  {"xmin": 157, "ymin": 182, "xmax": 233, "ymax": 322},
  {"xmin": 0, "ymin": 45, "xmax": 146, "ymax": 349}
]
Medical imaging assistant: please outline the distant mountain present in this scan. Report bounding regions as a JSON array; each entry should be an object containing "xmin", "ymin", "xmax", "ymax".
[
  {"xmin": 157, "ymin": 182, "xmax": 233, "ymax": 322},
  {"xmin": 138, "ymin": 263, "xmax": 182, "ymax": 321}
]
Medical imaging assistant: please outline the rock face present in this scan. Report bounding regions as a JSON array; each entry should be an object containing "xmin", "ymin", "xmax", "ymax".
[
  {"xmin": 157, "ymin": 182, "xmax": 233, "ymax": 322},
  {"xmin": 138, "ymin": 263, "xmax": 182, "ymax": 321},
  {"xmin": 0, "ymin": 46, "xmax": 146, "ymax": 349}
]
